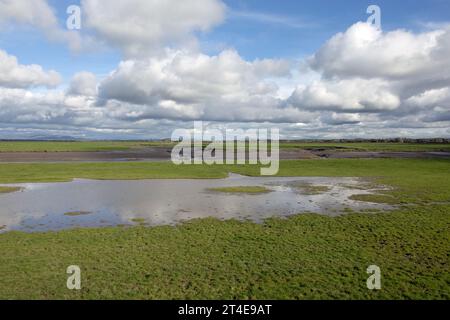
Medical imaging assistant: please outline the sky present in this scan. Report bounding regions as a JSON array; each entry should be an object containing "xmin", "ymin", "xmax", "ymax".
[{"xmin": 0, "ymin": 0, "xmax": 450, "ymax": 139}]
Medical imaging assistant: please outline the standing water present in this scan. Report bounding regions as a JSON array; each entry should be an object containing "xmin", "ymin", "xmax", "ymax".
[{"xmin": 0, "ymin": 174, "xmax": 392, "ymax": 233}]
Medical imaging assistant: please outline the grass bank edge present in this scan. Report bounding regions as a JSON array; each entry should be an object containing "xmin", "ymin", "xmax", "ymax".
[
  {"xmin": 0, "ymin": 158, "xmax": 449, "ymax": 182},
  {"xmin": 1, "ymin": 141, "xmax": 450, "ymax": 152},
  {"xmin": 1, "ymin": 158, "xmax": 449, "ymax": 205}
]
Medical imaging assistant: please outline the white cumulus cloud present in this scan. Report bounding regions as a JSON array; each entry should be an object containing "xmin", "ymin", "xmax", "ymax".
[
  {"xmin": 97, "ymin": 49, "xmax": 296, "ymax": 122},
  {"xmin": 309, "ymin": 22, "xmax": 450, "ymax": 81},
  {"xmin": 0, "ymin": 49, "xmax": 61, "ymax": 89},
  {"xmin": 289, "ymin": 22, "xmax": 450, "ymax": 120},
  {"xmin": 0, "ymin": 0, "xmax": 83, "ymax": 51},
  {"xmin": 82, "ymin": 0, "xmax": 226, "ymax": 56},
  {"xmin": 289, "ymin": 78, "xmax": 400, "ymax": 112},
  {"xmin": 68, "ymin": 72, "xmax": 97, "ymax": 96}
]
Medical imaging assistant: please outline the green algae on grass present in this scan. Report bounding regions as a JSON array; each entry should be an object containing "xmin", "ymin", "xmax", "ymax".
[
  {"xmin": 207, "ymin": 186, "xmax": 272, "ymax": 194},
  {"xmin": 0, "ymin": 186, "xmax": 22, "ymax": 194},
  {"xmin": 64, "ymin": 211, "xmax": 93, "ymax": 216},
  {"xmin": 130, "ymin": 218, "xmax": 147, "ymax": 225}
]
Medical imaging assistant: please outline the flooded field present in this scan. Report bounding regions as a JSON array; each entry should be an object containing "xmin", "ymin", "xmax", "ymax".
[{"xmin": 0, "ymin": 174, "xmax": 392, "ymax": 233}]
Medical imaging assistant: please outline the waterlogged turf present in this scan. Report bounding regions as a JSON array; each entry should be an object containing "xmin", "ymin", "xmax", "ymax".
[{"xmin": 0, "ymin": 158, "xmax": 449, "ymax": 299}]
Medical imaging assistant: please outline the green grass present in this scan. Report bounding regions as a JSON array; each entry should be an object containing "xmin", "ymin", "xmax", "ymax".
[
  {"xmin": 0, "ymin": 141, "xmax": 449, "ymax": 152},
  {"xmin": 0, "ymin": 158, "xmax": 449, "ymax": 299},
  {"xmin": 0, "ymin": 141, "xmax": 173, "ymax": 152},
  {"xmin": 0, "ymin": 158, "xmax": 447, "ymax": 183},
  {"xmin": 0, "ymin": 162, "xmax": 229, "ymax": 183}
]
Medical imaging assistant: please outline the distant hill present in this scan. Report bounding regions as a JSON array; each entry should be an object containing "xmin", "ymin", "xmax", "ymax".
[{"xmin": 0, "ymin": 135, "xmax": 80, "ymax": 141}]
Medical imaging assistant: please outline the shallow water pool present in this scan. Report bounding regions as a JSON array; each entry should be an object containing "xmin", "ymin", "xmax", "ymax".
[{"xmin": 0, "ymin": 174, "xmax": 391, "ymax": 233}]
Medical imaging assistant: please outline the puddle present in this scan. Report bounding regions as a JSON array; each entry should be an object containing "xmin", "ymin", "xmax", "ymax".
[{"xmin": 0, "ymin": 174, "xmax": 392, "ymax": 233}]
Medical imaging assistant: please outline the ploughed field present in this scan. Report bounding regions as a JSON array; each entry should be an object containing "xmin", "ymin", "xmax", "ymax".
[{"xmin": 0, "ymin": 157, "xmax": 448, "ymax": 299}]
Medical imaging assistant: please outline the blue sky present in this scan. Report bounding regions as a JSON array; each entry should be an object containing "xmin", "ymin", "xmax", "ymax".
[
  {"xmin": 3, "ymin": 0, "xmax": 450, "ymax": 83},
  {"xmin": 0, "ymin": 0, "xmax": 450, "ymax": 139}
]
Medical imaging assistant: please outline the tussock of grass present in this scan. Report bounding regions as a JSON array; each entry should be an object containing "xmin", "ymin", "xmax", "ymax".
[
  {"xmin": 130, "ymin": 218, "xmax": 147, "ymax": 224},
  {"xmin": 0, "ymin": 186, "xmax": 22, "ymax": 194},
  {"xmin": 208, "ymin": 186, "xmax": 272, "ymax": 194},
  {"xmin": 349, "ymin": 194, "xmax": 399, "ymax": 205},
  {"xmin": 63, "ymin": 211, "xmax": 92, "ymax": 216},
  {"xmin": 288, "ymin": 182, "xmax": 331, "ymax": 195}
]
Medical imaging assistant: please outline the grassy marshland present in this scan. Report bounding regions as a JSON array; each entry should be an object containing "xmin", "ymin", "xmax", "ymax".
[{"xmin": 0, "ymin": 158, "xmax": 449, "ymax": 299}]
